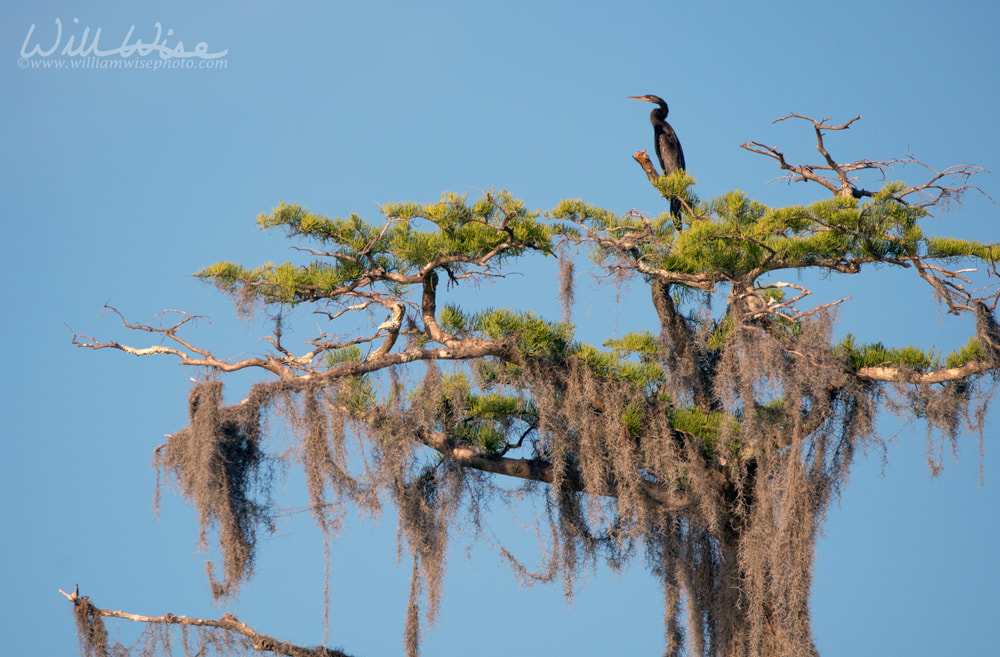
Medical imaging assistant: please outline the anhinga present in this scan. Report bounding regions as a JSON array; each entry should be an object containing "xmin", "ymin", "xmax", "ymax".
[{"xmin": 629, "ymin": 94, "xmax": 686, "ymax": 226}]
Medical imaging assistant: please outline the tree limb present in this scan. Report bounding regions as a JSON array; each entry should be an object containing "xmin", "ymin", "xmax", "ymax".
[
  {"xmin": 59, "ymin": 587, "xmax": 353, "ymax": 657},
  {"xmin": 856, "ymin": 358, "xmax": 996, "ymax": 383},
  {"xmin": 633, "ymin": 149, "xmax": 660, "ymax": 183},
  {"xmin": 414, "ymin": 427, "xmax": 695, "ymax": 512},
  {"xmin": 741, "ymin": 113, "xmax": 993, "ymax": 209}
]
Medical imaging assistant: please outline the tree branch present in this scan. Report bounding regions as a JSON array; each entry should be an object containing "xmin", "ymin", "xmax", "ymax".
[
  {"xmin": 70, "ymin": 305, "xmax": 295, "ymax": 378},
  {"xmin": 414, "ymin": 428, "xmax": 695, "ymax": 512},
  {"xmin": 651, "ymin": 281, "xmax": 714, "ymax": 411},
  {"xmin": 59, "ymin": 587, "xmax": 352, "ymax": 657},
  {"xmin": 856, "ymin": 358, "xmax": 996, "ymax": 384},
  {"xmin": 633, "ymin": 149, "xmax": 660, "ymax": 183},
  {"xmin": 742, "ymin": 113, "xmax": 993, "ymax": 209}
]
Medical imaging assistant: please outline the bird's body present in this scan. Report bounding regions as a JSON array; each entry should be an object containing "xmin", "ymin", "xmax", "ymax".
[{"xmin": 629, "ymin": 94, "xmax": 686, "ymax": 224}]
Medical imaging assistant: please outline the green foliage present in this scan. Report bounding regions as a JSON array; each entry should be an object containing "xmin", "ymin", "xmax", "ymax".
[
  {"xmin": 198, "ymin": 182, "xmax": 998, "ymax": 460},
  {"xmin": 340, "ymin": 377, "xmax": 376, "ymax": 414},
  {"xmin": 415, "ymin": 372, "xmax": 535, "ymax": 456},
  {"xmin": 462, "ymin": 392, "xmax": 536, "ymax": 455},
  {"xmin": 572, "ymin": 342, "xmax": 665, "ymax": 387},
  {"xmin": 473, "ymin": 309, "xmax": 573, "ymax": 359},
  {"xmin": 438, "ymin": 305, "xmax": 469, "ymax": 335},
  {"xmin": 667, "ymin": 408, "xmax": 739, "ymax": 457},
  {"xmin": 620, "ymin": 401, "xmax": 645, "ymax": 437},
  {"xmin": 559, "ymin": 178, "xmax": 995, "ymax": 286},
  {"xmin": 838, "ymin": 334, "xmax": 932, "ymax": 370},
  {"xmin": 946, "ymin": 337, "xmax": 987, "ymax": 368},
  {"xmin": 453, "ymin": 423, "xmax": 509, "ymax": 455},
  {"xmin": 652, "ymin": 170, "xmax": 699, "ymax": 211},
  {"xmin": 707, "ymin": 316, "xmax": 734, "ymax": 350},
  {"xmin": 548, "ymin": 199, "xmax": 623, "ymax": 232},
  {"xmin": 196, "ymin": 259, "xmax": 365, "ymax": 305},
  {"xmin": 837, "ymin": 334, "xmax": 987, "ymax": 372},
  {"xmin": 322, "ymin": 345, "xmax": 364, "ymax": 368},
  {"xmin": 926, "ymin": 236, "xmax": 999, "ymax": 260},
  {"xmin": 320, "ymin": 347, "xmax": 375, "ymax": 412},
  {"xmin": 604, "ymin": 331, "xmax": 660, "ymax": 362},
  {"xmin": 197, "ymin": 191, "xmax": 558, "ymax": 307}
]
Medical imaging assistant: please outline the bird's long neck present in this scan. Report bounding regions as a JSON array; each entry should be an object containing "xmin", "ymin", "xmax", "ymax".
[{"xmin": 650, "ymin": 105, "xmax": 668, "ymax": 126}]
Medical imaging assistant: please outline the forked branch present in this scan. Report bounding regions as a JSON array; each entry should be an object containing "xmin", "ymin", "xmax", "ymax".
[
  {"xmin": 70, "ymin": 305, "xmax": 294, "ymax": 378},
  {"xmin": 741, "ymin": 113, "xmax": 992, "ymax": 208}
]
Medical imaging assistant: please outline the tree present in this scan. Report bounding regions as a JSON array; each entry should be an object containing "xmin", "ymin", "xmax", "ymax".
[{"xmin": 67, "ymin": 114, "xmax": 997, "ymax": 657}]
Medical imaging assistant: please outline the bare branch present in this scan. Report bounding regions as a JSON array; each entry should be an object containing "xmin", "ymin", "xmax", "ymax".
[
  {"xmin": 893, "ymin": 156, "xmax": 994, "ymax": 208},
  {"xmin": 743, "ymin": 113, "xmax": 993, "ymax": 211},
  {"xmin": 746, "ymin": 281, "xmax": 852, "ymax": 322},
  {"xmin": 633, "ymin": 149, "xmax": 660, "ymax": 183},
  {"xmin": 59, "ymin": 588, "xmax": 351, "ymax": 657},
  {"xmin": 71, "ymin": 305, "xmax": 294, "ymax": 378},
  {"xmin": 739, "ymin": 140, "xmax": 843, "ymax": 196}
]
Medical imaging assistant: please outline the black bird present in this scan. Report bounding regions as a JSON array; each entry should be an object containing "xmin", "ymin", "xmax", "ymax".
[{"xmin": 629, "ymin": 94, "xmax": 686, "ymax": 225}]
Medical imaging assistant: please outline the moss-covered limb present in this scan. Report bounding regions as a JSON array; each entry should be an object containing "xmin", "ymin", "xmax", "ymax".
[
  {"xmin": 650, "ymin": 281, "xmax": 715, "ymax": 411},
  {"xmin": 409, "ymin": 426, "xmax": 695, "ymax": 511},
  {"xmin": 59, "ymin": 587, "xmax": 352, "ymax": 657},
  {"xmin": 335, "ymin": 373, "xmax": 696, "ymax": 509},
  {"xmin": 406, "ymin": 371, "xmax": 535, "ymax": 457}
]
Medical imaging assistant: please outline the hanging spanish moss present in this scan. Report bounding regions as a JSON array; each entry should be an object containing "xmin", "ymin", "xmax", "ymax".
[
  {"xmin": 155, "ymin": 381, "xmax": 276, "ymax": 599},
  {"xmin": 72, "ymin": 596, "xmax": 110, "ymax": 657}
]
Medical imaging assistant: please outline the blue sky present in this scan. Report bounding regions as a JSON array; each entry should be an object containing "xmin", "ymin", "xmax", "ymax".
[{"xmin": 2, "ymin": 1, "xmax": 998, "ymax": 655}]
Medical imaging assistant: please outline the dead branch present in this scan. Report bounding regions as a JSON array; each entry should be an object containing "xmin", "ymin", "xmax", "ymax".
[
  {"xmin": 59, "ymin": 587, "xmax": 352, "ymax": 657},
  {"xmin": 71, "ymin": 305, "xmax": 294, "ymax": 378},
  {"xmin": 740, "ymin": 139, "xmax": 853, "ymax": 198},
  {"xmin": 893, "ymin": 156, "xmax": 994, "ymax": 208},
  {"xmin": 783, "ymin": 113, "xmax": 862, "ymax": 196},
  {"xmin": 749, "ymin": 281, "xmax": 852, "ymax": 322},
  {"xmin": 633, "ymin": 149, "xmax": 661, "ymax": 183},
  {"xmin": 741, "ymin": 114, "xmax": 993, "ymax": 211}
]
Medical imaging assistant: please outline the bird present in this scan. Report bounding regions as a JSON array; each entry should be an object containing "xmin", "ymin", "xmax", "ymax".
[{"xmin": 629, "ymin": 94, "xmax": 686, "ymax": 227}]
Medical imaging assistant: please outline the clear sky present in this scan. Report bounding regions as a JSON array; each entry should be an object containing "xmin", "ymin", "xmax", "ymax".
[{"xmin": 2, "ymin": 1, "xmax": 998, "ymax": 655}]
